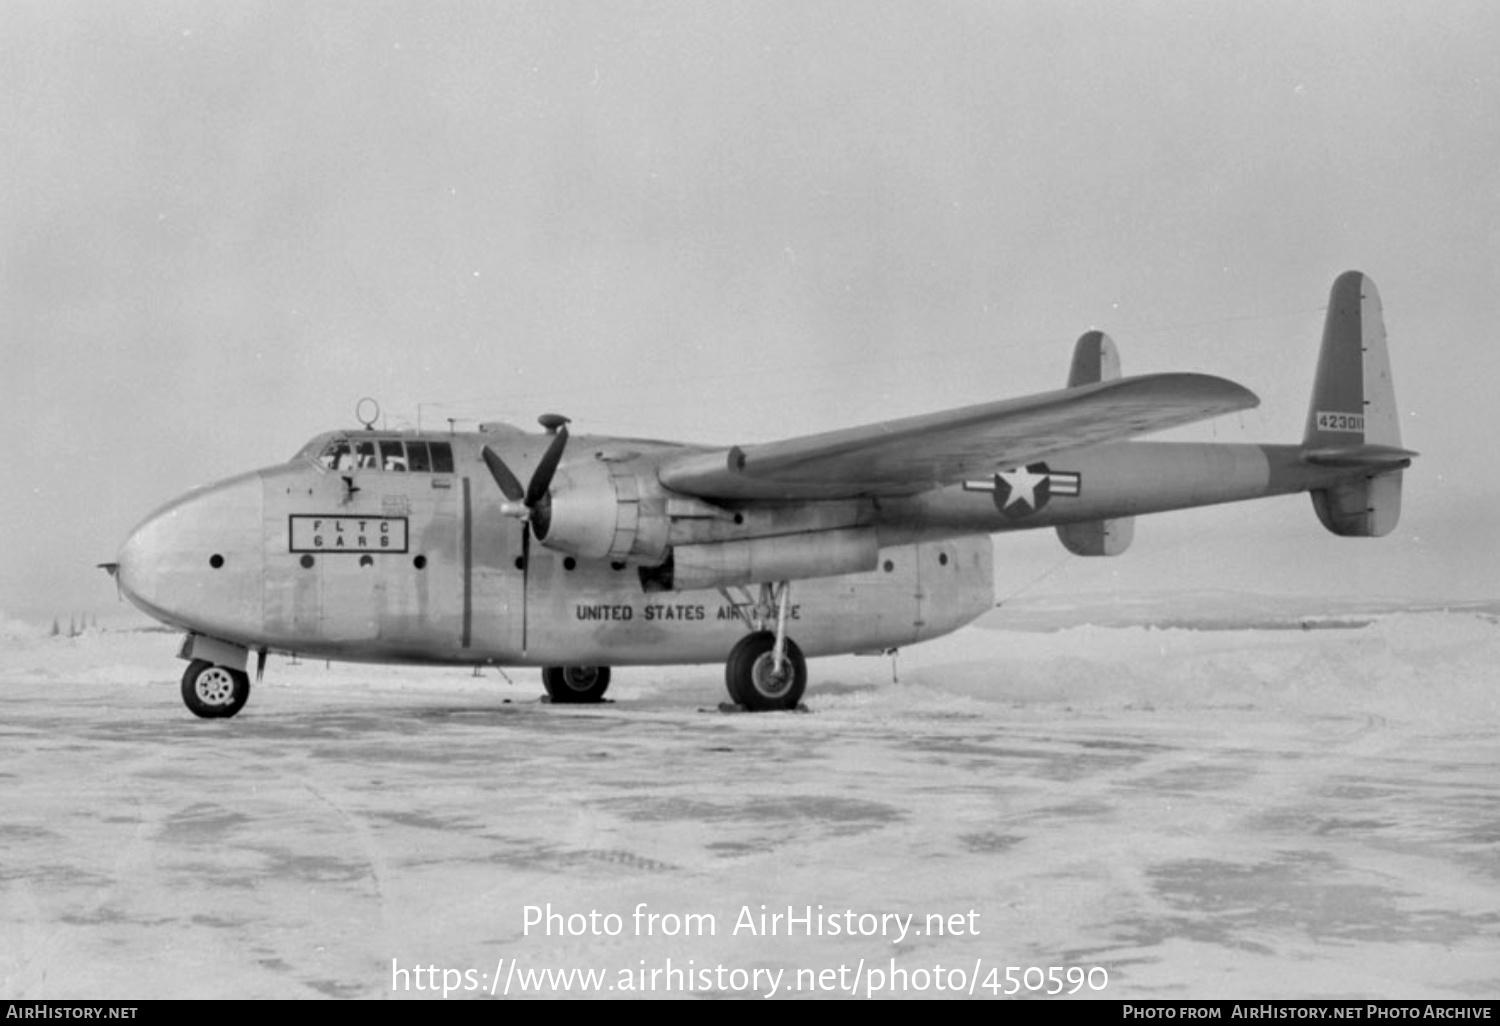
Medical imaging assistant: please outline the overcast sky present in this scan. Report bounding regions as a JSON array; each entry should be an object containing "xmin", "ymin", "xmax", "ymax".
[{"xmin": 3, "ymin": 0, "xmax": 1497, "ymax": 623}]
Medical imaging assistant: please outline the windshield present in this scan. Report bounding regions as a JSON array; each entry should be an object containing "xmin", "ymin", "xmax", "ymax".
[{"xmin": 293, "ymin": 432, "xmax": 454, "ymax": 474}]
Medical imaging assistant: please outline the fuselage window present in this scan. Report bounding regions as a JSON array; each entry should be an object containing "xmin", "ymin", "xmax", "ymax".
[
  {"xmin": 407, "ymin": 441, "xmax": 432, "ymax": 473},
  {"xmin": 430, "ymin": 441, "xmax": 454, "ymax": 474},
  {"xmin": 380, "ymin": 440, "xmax": 407, "ymax": 472}
]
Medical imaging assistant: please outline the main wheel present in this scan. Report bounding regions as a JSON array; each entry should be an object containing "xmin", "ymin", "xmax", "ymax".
[
  {"xmin": 542, "ymin": 665, "xmax": 611, "ymax": 703},
  {"xmin": 181, "ymin": 659, "xmax": 251, "ymax": 719},
  {"xmin": 725, "ymin": 632, "xmax": 806, "ymax": 711}
]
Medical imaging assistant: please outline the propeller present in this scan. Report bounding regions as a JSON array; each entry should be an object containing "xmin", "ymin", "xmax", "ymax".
[{"xmin": 481, "ymin": 415, "xmax": 570, "ymax": 652}]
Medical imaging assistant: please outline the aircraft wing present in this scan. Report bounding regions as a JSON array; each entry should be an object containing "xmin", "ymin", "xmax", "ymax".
[{"xmin": 658, "ymin": 373, "xmax": 1258, "ymax": 501}]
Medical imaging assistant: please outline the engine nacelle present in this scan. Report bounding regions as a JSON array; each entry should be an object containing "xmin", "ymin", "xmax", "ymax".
[
  {"xmin": 536, "ymin": 456, "xmax": 670, "ymax": 563},
  {"xmin": 668, "ymin": 527, "xmax": 879, "ymax": 592},
  {"xmin": 536, "ymin": 450, "xmax": 881, "ymax": 587}
]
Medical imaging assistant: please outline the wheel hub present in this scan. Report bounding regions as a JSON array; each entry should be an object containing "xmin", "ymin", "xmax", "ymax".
[
  {"xmin": 195, "ymin": 667, "xmax": 238, "ymax": 706},
  {"xmin": 562, "ymin": 667, "xmax": 599, "ymax": 692},
  {"xmin": 750, "ymin": 653, "xmax": 792, "ymax": 698}
]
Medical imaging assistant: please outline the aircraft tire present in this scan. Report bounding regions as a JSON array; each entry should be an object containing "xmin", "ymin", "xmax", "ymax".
[
  {"xmin": 725, "ymin": 632, "xmax": 806, "ymax": 711},
  {"xmin": 543, "ymin": 665, "xmax": 611, "ymax": 703},
  {"xmin": 181, "ymin": 659, "xmax": 251, "ymax": 719}
]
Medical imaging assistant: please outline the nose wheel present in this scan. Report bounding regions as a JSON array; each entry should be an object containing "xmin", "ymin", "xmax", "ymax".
[{"xmin": 181, "ymin": 659, "xmax": 251, "ymax": 718}]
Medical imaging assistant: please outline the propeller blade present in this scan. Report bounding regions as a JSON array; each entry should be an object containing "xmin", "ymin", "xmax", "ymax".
[
  {"xmin": 485, "ymin": 419, "xmax": 569, "ymax": 655},
  {"xmin": 525, "ymin": 425, "xmax": 569, "ymax": 509},
  {"xmin": 520, "ymin": 522, "xmax": 531, "ymax": 653},
  {"xmin": 481, "ymin": 446, "xmax": 525, "ymax": 503}
]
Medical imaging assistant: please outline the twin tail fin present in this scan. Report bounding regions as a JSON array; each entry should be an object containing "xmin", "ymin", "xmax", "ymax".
[{"xmin": 1302, "ymin": 271, "xmax": 1415, "ymax": 538}]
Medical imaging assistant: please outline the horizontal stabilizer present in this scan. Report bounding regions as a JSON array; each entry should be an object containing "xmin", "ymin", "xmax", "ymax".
[{"xmin": 1301, "ymin": 443, "xmax": 1417, "ymax": 469}]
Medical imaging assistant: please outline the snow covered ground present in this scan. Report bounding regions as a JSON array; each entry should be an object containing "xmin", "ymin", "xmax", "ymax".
[{"xmin": 1, "ymin": 596, "xmax": 1497, "ymax": 999}]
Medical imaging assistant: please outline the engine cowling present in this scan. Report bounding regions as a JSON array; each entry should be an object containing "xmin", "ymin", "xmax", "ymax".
[
  {"xmin": 535, "ymin": 450, "xmax": 880, "ymax": 589},
  {"xmin": 535, "ymin": 456, "xmax": 670, "ymax": 563}
]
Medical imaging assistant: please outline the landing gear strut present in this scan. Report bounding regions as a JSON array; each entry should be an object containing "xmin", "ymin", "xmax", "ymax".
[
  {"xmin": 181, "ymin": 659, "xmax": 251, "ymax": 718},
  {"xmin": 542, "ymin": 665, "xmax": 611, "ymax": 703},
  {"xmin": 722, "ymin": 582, "xmax": 806, "ymax": 711}
]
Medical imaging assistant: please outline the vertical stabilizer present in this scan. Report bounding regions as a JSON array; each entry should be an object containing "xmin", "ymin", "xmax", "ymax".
[
  {"xmin": 1066, "ymin": 329, "xmax": 1122, "ymax": 388},
  {"xmin": 1304, "ymin": 271, "xmax": 1407, "ymax": 537},
  {"xmin": 1058, "ymin": 331, "xmax": 1135, "ymax": 556},
  {"xmin": 1304, "ymin": 271, "xmax": 1401, "ymax": 450}
]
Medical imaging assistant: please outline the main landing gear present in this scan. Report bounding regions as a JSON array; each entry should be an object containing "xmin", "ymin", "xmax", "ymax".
[
  {"xmin": 542, "ymin": 665, "xmax": 612, "ymax": 703},
  {"xmin": 721, "ymin": 581, "xmax": 806, "ymax": 711},
  {"xmin": 181, "ymin": 659, "xmax": 251, "ymax": 719}
]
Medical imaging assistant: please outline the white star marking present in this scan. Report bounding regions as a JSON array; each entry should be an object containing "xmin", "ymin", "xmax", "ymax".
[{"xmin": 997, "ymin": 465, "xmax": 1046, "ymax": 510}]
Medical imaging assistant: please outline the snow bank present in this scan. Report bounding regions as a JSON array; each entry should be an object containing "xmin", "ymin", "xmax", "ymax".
[
  {"xmin": 2, "ymin": 603, "xmax": 1495, "ymax": 730},
  {"xmin": 891, "ymin": 610, "xmax": 1500, "ymax": 728}
]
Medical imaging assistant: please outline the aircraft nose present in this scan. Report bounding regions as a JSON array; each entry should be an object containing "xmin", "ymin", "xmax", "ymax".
[{"xmin": 117, "ymin": 471, "xmax": 264, "ymax": 638}]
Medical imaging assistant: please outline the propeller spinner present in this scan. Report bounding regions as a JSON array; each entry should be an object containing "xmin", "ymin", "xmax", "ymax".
[{"xmin": 480, "ymin": 415, "xmax": 571, "ymax": 651}]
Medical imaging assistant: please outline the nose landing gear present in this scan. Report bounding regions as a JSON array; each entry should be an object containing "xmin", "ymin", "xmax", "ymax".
[{"xmin": 181, "ymin": 659, "xmax": 251, "ymax": 719}]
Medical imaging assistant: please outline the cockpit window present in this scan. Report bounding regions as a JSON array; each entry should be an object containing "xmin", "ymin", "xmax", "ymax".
[
  {"xmin": 380, "ymin": 440, "xmax": 407, "ymax": 472},
  {"xmin": 298, "ymin": 433, "xmax": 457, "ymax": 475},
  {"xmin": 317, "ymin": 438, "xmax": 354, "ymax": 471},
  {"xmin": 406, "ymin": 441, "xmax": 432, "ymax": 473}
]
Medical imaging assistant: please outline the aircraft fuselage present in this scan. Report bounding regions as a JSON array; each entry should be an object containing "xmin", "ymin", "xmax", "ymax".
[
  {"xmin": 116, "ymin": 425, "xmax": 1364, "ymax": 671},
  {"xmin": 108, "ymin": 272, "xmax": 1413, "ymax": 717},
  {"xmin": 115, "ymin": 428, "xmax": 1001, "ymax": 667}
]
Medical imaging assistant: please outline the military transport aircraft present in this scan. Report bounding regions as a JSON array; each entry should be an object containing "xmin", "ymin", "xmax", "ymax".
[{"xmin": 109, "ymin": 271, "xmax": 1413, "ymax": 718}]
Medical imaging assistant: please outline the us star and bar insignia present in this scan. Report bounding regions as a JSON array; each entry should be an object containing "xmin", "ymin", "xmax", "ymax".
[{"xmin": 963, "ymin": 462, "xmax": 1081, "ymax": 518}]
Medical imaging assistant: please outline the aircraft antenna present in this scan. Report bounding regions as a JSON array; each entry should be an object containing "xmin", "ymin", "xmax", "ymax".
[{"xmin": 356, "ymin": 398, "xmax": 380, "ymax": 431}]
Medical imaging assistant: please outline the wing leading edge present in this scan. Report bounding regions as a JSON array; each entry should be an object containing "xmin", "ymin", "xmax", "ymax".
[{"xmin": 658, "ymin": 372, "xmax": 1258, "ymax": 501}]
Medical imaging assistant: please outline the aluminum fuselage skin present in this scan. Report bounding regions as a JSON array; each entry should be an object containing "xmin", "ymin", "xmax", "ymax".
[{"xmin": 115, "ymin": 429, "xmax": 1362, "ymax": 668}]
